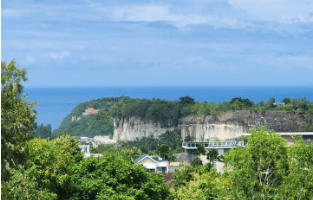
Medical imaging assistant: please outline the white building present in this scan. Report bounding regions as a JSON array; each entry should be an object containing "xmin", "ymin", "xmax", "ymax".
[
  {"xmin": 78, "ymin": 145, "xmax": 90, "ymax": 158},
  {"xmin": 132, "ymin": 154, "xmax": 169, "ymax": 173}
]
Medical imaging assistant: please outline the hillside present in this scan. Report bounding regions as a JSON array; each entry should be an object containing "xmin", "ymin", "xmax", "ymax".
[{"xmin": 51, "ymin": 96, "xmax": 131, "ymax": 138}]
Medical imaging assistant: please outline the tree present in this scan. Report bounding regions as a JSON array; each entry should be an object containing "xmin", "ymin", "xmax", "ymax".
[
  {"xmin": 33, "ymin": 123, "xmax": 51, "ymax": 139},
  {"xmin": 69, "ymin": 154, "xmax": 170, "ymax": 199},
  {"xmin": 223, "ymin": 126, "xmax": 289, "ymax": 199},
  {"xmin": 179, "ymin": 96, "xmax": 195, "ymax": 105},
  {"xmin": 206, "ymin": 149, "xmax": 219, "ymax": 169},
  {"xmin": 195, "ymin": 144, "xmax": 206, "ymax": 166},
  {"xmin": 1, "ymin": 60, "xmax": 38, "ymax": 181},
  {"xmin": 282, "ymin": 97, "xmax": 291, "ymax": 105},
  {"xmin": 267, "ymin": 97, "xmax": 276, "ymax": 109},
  {"xmin": 279, "ymin": 136, "xmax": 313, "ymax": 199},
  {"xmin": 156, "ymin": 140, "xmax": 176, "ymax": 165}
]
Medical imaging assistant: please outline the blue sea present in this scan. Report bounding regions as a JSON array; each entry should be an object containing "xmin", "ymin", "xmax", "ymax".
[{"xmin": 24, "ymin": 86, "xmax": 313, "ymax": 131}]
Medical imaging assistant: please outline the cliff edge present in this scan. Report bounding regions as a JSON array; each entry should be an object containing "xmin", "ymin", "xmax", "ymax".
[{"xmin": 114, "ymin": 111, "xmax": 313, "ymax": 142}]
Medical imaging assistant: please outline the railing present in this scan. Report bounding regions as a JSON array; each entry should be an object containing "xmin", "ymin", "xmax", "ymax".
[{"xmin": 182, "ymin": 141, "xmax": 244, "ymax": 149}]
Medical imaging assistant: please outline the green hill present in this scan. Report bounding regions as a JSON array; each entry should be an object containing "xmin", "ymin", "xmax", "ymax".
[{"xmin": 51, "ymin": 96, "xmax": 130, "ymax": 138}]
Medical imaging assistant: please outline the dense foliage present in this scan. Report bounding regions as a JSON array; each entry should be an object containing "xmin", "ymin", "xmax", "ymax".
[
  {"xmin": 1, "ymin": 61, "xmax": 171, "ymax": 199},
  {"xmin": 52, "ymin": 109, "xmax": 114, "ymax": 138},
  {"xmin": 33, "ymin": 123, "xmax": 52, "ymax": 139},
  {"xmin": 171, "ymin": 126, "xmax": 313, "ymax": 199},
  {"xmin": 51, "ymin": 96, "xmax": 131, "ymax": 138},
  {"xmin": 2, "ymin": 135, "xmax": 171, "ymax": 199},
  {"xmin": 1, "ymin": 60, "xmax": 37, "ymax": 181},
  {"xmin": 119, "ymin": 129, "xmax": 183, "ymax": 155},
  {"xmin": 110, "ymin": 97, "xmax": 193, "ymax": 127}
]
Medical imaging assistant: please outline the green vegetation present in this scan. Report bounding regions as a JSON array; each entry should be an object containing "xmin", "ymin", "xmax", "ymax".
[
  {"xmin": 51, "ymin": 96, "xmax": 132, "ymax": 138},
  {"xmin": 117, "ymin": 129, "xmax": 183, "ymax": 155},
  {"xmin": 52, "ymin": 109, "xmax": 114, "ymax": 138},
  {"xmin": 1, "ymin": 60, "xmax": 170, "ymax": 199},
  {"xmin": 171, "ymin": 126, "xmax": 313, "ymax": 199},
  {"xmin": 32, "ymin": 123, "xmax": 52, "ymax": 139},
  {"xmin": 3, "ymin": 60, "xmax": 313, "ymax": 199},
  {"xmin": 1, "ymin": 60, "xmax": 38, "ymax": 182}
]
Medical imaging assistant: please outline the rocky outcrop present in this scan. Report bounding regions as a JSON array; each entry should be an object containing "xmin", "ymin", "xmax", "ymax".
[
  {"xmin": 113, "ymin": 116, "xmax": 175, "ymax": 141},
  {"xmin": 113, "ymin": 111, "xmax": 313, "ymax": 142},
  {"xmin": 178, "ymin": 111, "xmax": 313, "ymax": 141}
]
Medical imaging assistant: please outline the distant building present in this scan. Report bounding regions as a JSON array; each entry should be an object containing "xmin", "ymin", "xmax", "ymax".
[
  {"xmin": 92, "ymin": 136, "xmax": 118, "ymax": 148},
  {"xmin": 82, "ymin": 107, "xmax": 99, "ymax": 116},
  {"xmin": 273, "ymin": 102, "xmax": 285, "ymax": 106},
  {"xmin": 78, "ymin": 145, "xmax": 90, "ymax": 158},
  {"xmin": 132, "ymin": 154, "xmax": 168, "ymax": 173},
  {"xmin": 72, "ymin": 107, "xmax": 100, "ymax": 122}
]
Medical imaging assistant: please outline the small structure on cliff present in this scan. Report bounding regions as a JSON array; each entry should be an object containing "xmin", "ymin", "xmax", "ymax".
[
  {"xmin": 72, "ymin": 107, "xmax": 100, "ymax": 122},
  {"xmin": 92, "ymin": 136, "xmax": 118, "ymax": 148}
]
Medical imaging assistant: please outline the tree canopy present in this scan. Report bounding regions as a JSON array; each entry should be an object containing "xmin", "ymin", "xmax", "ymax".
[{"xmin": 1, "ymin": 60, "xmax": 38, "ymax": 181}]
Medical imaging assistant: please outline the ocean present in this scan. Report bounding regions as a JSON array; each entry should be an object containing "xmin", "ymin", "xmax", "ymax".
[{"xmin": 24, "ymin": 86, "xmax": 313, "ymax": 131}]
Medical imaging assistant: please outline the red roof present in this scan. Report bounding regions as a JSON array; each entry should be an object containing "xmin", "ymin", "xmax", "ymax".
[{"xmin": 86, "ymin": 107, "xmax": 98, "ymax": 114}]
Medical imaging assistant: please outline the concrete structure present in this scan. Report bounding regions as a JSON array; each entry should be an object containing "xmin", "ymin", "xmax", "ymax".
[
  {"xmin": 92, "ymin": 136, "xmax": 118, "ymax": 148},
  {"xmin": 241, "ymin": 132, "xmax": 313, "ymax": 145},
  {"xmin": 72, "ymin": 107, "xmax": 100, "ymax": 122},
  {"xmin": 182, "ymin": 132, "xmax": 313, "ymax": 172},
  {"xmin": 82, "ymin": 107, "xmax": 99, "ymax": 116},
  {"xmin": 182, "ymin": 141, "xmax": 244, "ymax": 172},
  {"xmin": 132, "ymin": 154, "xmax": 169, "ymax": 173},
  {"xmin": 78, "ymin": 145, "xmax": 90, "ymax": 158}
]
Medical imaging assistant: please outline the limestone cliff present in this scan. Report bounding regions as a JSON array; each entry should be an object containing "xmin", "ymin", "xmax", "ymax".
[
  {"xmin": 113, "ymin": 116, "xmax": 175, "ymax": 141},
  {"xmin": 114, "ymin": 111, "xmax": 313, "ymax": 141}
]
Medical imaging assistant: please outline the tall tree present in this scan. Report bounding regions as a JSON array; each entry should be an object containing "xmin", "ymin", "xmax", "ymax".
[
  {"xmin": 1, "ymin": 60, "xmax": 37, "ymax": 181},
  {"xmin": 224, "ymin": 126, "xmax": 289, "ymax": 199}
]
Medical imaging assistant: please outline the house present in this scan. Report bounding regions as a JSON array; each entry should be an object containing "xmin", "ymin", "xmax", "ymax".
[
  {"xmin": 82, "ymin": 107, "xmax": 99, "ymax": 116},
  {"xmin": 132, "ymin": 154, "xmax": 169, "ymax": 173}
]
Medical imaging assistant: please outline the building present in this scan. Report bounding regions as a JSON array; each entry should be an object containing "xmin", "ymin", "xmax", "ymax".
[
  {"xmin": 132, "ymin": 154, "xmax": 169, "ymax": 173},
  {"xmin": 78, "ymin": 145, "xmax": 91, "ymax": 158},
  {"xmin": 78, "ymin": 144, "xmax": 103, "ymax": 158},
  {"xmin": 182, "ymin": 132, "xmax": 313, "ymax": 172},
  {"xmin": 82, "ymin": 107, "xmax": 99, "ymax": 116},
  {"xmin": 182, "ymin": 140, "xmax": 244, "ymax": 172},
  {"xmin": 92, "ymin": 136, "xmax": 118, "ymax": 148}
]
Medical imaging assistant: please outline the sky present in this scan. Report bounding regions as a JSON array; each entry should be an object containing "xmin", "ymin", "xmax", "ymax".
[{"xmin": 2, "ymin": 0, "xmax": 313, "ymax": 87}]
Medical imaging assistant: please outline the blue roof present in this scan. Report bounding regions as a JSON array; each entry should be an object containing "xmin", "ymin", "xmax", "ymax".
[
  {"xmin": 152, "ymin": 157, "xmax": 166, "ymax": 161},
  {"xmin": 132, "ymin": 153, "xmax": 148, "ymax": 162},
  {"xmin": 131, "ymin": 154, "xmax": 167, "ymax": 162}
]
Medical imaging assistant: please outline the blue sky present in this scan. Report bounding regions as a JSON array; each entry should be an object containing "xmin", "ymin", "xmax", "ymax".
[{"xmin": 2, "ymin": 0, "xmax": 313, "ymax": 87}]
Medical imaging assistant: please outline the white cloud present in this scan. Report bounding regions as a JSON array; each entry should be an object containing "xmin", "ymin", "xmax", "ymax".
[
  {"xmin": 227, "ymin": 0, "xmax": 313, "ymax": 23},
  {"xmin": 2, "ymin": 8, "xmax": 30, "ymax": 17},
  {"xmin": 110, "ymin": 5, "xmax": 244, "ymax": 28},
  {"xmin": 50, "ymin": 51, "xmax": 70, "ymax": 60}
]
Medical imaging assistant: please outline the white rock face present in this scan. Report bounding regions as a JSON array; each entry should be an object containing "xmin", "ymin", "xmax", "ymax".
[
  {"xmin": 113, "ymin": 111, "xmax": 313, "ymax": 142},
  {"xmin": 113, "ymin": 116, "xmax": 175, "ymax": 141},
  {"xmin": 178, "ymin": 123, "xmax": 246, "ymax": 142}
]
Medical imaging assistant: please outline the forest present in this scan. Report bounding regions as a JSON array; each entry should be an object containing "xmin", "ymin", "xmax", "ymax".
[{"xmin": 2, "ymin": 60, "xmax": 313, "ymax": 199}]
